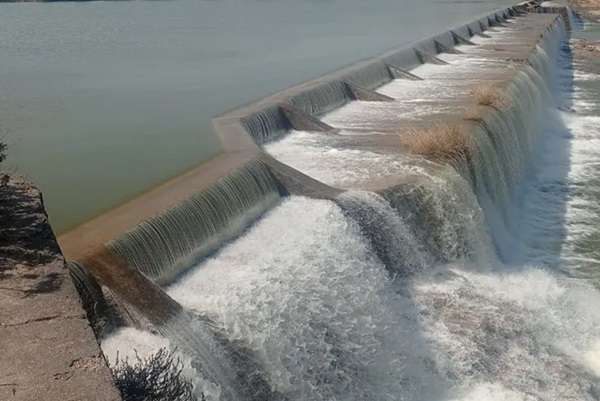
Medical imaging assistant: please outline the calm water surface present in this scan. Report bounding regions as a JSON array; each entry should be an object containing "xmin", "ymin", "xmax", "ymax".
[{"xmin": 0, "ymin": 0, "xmax": 516, "ymax": 232}]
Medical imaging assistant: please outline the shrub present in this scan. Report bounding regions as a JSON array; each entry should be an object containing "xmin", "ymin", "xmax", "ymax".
[
  {"xmin": 399, "ymin": 124, "xmax": 471, "ymax": 165},
  {"xmin": 471, "ymin": 85, "xmax": 510, "ymax": 110},
  {"xmin": 111, "ymin": 347, "xmax": 199, "ymax": 401}
]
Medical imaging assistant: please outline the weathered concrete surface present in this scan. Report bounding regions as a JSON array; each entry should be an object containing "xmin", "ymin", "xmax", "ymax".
[{"xmin": 0, "ymin": 175, "xmax": 120, "ymax": 401}]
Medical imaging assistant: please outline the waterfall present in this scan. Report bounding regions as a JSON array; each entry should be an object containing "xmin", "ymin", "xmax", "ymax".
[
  {"xmin": 163, "ymin": 196, "xmax": 437, "ymax": 401},
  {"xmin": 380, "ymin": 167, "xmax": 495, "ymax": 265},
  {"xmin": 242, "ymin": 106, "xmax": 291, "ymax": 145},
  {"xmin": 109, "ymin": 159, "xmax": 283, "ymax": 285},
  {"xmin": 456, "ymin": 39, "xmax": 562, "ymax": 259},
  {"xmin": 68, "ymin": 260, "xmax": 126, "ymax": 338},
  {"xmin": 99, "ymin": 13, "xmax": 600, "ymax": 401},
  {"xmin": 342, "ymin": 61, "xmax": 394, "ymax": 90},
  {"xmin": 157, "ymin": 312, "xmax": 286, "ymax": 401},
  {"xmin": 288, "ymin": 81, "xmax": 353, "ymax": 117},
  {"xmin": 335, "ymin": 190, "xmax": 432, "ymax": 274}
]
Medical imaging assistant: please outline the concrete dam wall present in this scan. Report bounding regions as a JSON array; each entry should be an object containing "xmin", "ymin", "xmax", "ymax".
[
  {"xmin": 60, "ymin": 0, "xmax": 549, "ymax": 269},
  {"xmin": 51, "ymin": 1, "xmax": 593, "ymax": 400}
]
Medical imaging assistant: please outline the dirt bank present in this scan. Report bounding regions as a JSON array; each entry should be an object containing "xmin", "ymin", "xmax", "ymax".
[
  {"xmin": 573, "ymin": 38, "xmax": 600, "ymax": 58},
  {"xmin": 0, "ymin": 174, "xmax": 120, "ymax": 401},
  {"xmin": 569, "ymin": 0, "xmax": 600, "ymax": 21}
]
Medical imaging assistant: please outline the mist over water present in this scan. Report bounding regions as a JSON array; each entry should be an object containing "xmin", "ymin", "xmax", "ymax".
[{"xmin": 98, "ymin": 10, "xmax": 600, "ymax": 401}]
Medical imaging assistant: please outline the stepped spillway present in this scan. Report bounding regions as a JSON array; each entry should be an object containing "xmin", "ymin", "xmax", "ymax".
[{"xmin": 57, "ymin": 3, "xmax": 600, "ymax": 401}]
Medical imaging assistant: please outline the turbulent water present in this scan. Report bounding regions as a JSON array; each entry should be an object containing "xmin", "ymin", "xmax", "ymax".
[{"xmin": 102, "ymin": 13, "xmax": 600, "ymax": 401}]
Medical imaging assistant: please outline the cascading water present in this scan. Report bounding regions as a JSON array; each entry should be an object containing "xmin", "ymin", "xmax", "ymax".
[
  {"xmin": 463, "ymin": 59, "xmax": 554, "ymax": 258},
  {"xmin": 402, "ymin": 17, "xmax": 600, "ymax": 400},
  {"xmin": 109, "ymin": 160, "xmax": 283, "ymax": 285},
  {"xmin": 101, "ymin": 14, "xmax": 600, "ymax": 401},
  {"xmin": 167, "ymin": 197, "xmax": 417, "ymax": 401},
  {"xmin": 380, "ymin": 167, "xmax": 495, "ymax": 265},
  {"xmin": 334, "ymin": 190, "xmax": 432, "ymax": 274}
]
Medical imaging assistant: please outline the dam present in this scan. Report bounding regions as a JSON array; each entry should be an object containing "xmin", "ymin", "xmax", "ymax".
[{"xmin": 7, "ymin": 0, "xmax": 600, "ymax": 400}]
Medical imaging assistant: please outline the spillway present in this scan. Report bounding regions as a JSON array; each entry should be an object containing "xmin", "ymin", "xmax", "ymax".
[
  {"xmin": 59, "ymin": 3, "xmax": 600, "ymax": 401},
  {"xmin": 109, "ymin": 160, "xmax": 283, "ymax": 285}
]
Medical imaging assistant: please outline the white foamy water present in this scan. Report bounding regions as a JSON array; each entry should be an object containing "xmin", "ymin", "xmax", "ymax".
[
  {"xmin": 102, "ymin": 327, "xmax": 170, "ymax": 364},
  {"xmin": 447, "ymin": 383, "xmax": 534, "ymax": 401},
  {"xmin": 514, "ymin": 35, "xmax": 600, "ymax": 281},
  {"xmin": 265, "ymin": 129, "xmax": 431, "ymax": 189},
  {"xmin": 584, "ymin": 341, "xmax": 600, "ymax": 377},
  {"xmin": 167, "ymin": 197, "xmax": 430, "ymax": 401},
  {"xmin": 103, "ymin": 16, "xmax": 600, "ymax": 401},
  {"xmin": 101, "ymin": 327, "xmax": 220, "ymax": 399},
  {"xmin": 159, "ymin": 193, "xmax": 600, "ymax": 400},
  {"xmin": 412, "ymin": 263, "xmax": 600, "ymax": 397},
  {"xmin": 258, "ymin": 19, "xmax": 600, "ymax": 401}
]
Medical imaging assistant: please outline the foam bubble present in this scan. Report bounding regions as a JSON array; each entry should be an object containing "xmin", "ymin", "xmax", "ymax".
[
  {"xmin": 101, "ymin": 327, "xmax": 169, "ymax": 364},
  {"xmin": 584, "ymin": 340, "xmax": 600, "ymax": 377},
  {"xmin": 448, "ymin": 383, "xmax": 534, "ymax": 401}
]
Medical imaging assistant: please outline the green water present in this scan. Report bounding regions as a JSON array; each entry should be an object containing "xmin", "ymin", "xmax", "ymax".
[{"xmin": 0, "ymin": 0, "xmax": 516, "ymax": 233}]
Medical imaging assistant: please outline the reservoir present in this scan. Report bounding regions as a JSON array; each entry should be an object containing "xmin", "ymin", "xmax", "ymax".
[{"xmin": 0, "ymin": 0, "xmax": 516, "ymax": 233}]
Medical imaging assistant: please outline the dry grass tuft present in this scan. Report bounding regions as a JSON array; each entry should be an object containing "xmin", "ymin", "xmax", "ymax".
[
  {"xmin": 400, "ymin": 124, "xmax": 471, "ymax": 165},
  {"xmin": 462, "ymin": 105, "xmax": 492, "ymax": 124},
  {"xmin": 471, "ymin": 85, "xmax": 511, "ymax": 110},
  {"xmin": 463, "ymin": 107, "xmax": 484, "ymax": 123}
]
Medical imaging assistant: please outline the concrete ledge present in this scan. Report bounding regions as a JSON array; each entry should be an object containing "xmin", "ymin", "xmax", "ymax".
[
  {"xmin": 59, "ymin": 150, "xmax": 259, "ymax": 261},
  {"xmin": 0, "ymin": 175, "xmax": 120, "ymax": 401}
]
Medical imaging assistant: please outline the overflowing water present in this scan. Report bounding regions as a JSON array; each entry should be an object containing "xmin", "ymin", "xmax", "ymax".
[
  {"xmin": 109, "ymin": 160, "xmax": 282, "ymax": 284},
  {"xmin": 102, "ymin": 14, "xmax": 600, "ymax": 401}
]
